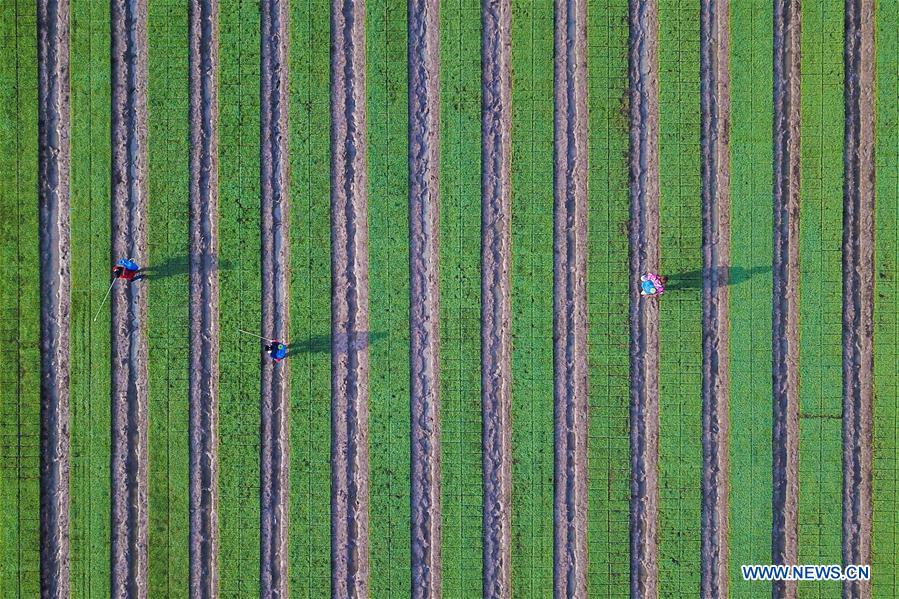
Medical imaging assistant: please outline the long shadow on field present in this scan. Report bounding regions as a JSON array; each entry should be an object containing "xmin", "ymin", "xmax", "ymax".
[
  {"xmin": 140, "ymin": 254, "xmax": 235, "ymax": 280},
  {"xmin": 665, "ymin": 265, "xmax": 771, "ymax": 291},
  {"xmin": 289, "ymin": 331, "xmax": 388, "ymax": 355}
]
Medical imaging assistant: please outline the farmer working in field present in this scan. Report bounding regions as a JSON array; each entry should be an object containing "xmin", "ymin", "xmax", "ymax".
[
  {"xmin": 112, "ymin": 258, "xmax": 144, "ymax": 282},
  {"xmin": 640, "ymin": 273, "xmax": 667, "ymax": 296},
  {"xmin": 266, "ymin": 340, "xmax": 288, "ymax": 362}
]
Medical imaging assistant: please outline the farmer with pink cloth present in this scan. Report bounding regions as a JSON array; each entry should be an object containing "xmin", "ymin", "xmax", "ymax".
[{"xmin": 640, "ymin": 273, "xmax": 667, "ymax": 296}]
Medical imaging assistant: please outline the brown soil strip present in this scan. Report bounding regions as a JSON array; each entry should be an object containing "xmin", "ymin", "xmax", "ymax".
[
  {"xmin": 37, "ymin": 0, "xmax": 71, "ymax": 595},
  {"xmin": 698, "ymin": 0, "xmax": 731, "ymax": 597},
  {"xmin": 771, "ymin": 1, "xmax": 801, "ymax": 597},
  {"xmin": 841, "ymin": 0, "xmax": 875, "ymax": 596},
  {"xmin": 627, "ymin": 0, "xmax": 660, "ymax": 596},
  {"xmin": 481, "ymin": 2, "xmax": 513, "ymax": 596},
  {"xmin": 552, "ymin": 0, "xmax": 589, "ymax": 595},
  {"xmin": 408, "ymin": 0, "xmax": 442, "ymax": 596},
  {"xmin": 188, "ymin": 1, "xmax": 220, "ymax": 597},
  {"xmin": 110, "ymin": 0, "xmax": 150, "ymax": 597},
  {"xmin": 330, "ymin": 0, "xmax": 370, "ymax": 595},
  {"xmin": 259, "ymin": 1, "xmax": 291, "ymax": 597},
  {"xmin": 479, "ymin": 1, "xmax": 514, "ymax": 597}
]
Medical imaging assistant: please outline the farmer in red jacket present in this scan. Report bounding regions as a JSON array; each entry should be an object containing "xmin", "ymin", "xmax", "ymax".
[{"xmin": 112, "ymin": 258, "xmax": 144, "ymax": 282}]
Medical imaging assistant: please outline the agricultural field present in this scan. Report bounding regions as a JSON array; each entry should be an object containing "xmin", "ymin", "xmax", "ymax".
[{"xmin": 0, "ymin": 0, "xmax": 897, "ymax": 597}]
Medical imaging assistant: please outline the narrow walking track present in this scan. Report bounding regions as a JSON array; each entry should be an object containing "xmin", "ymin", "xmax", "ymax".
[
  {"xmin": 331, "ymin": 0, "xmax": 371, "ymax": 595},
  {"xmin": 552, "ymin": 0, "xmax": 589, "ymax": 595},
  {"xmin": 841, "ymin": 0, "xmax": 875, "ymax": 596},
  {"xmin": 771, "ymin": 1, "xmax": 801, "ymax": 597},
  {"xmin": 110, "ymin": 0, "xmax": 150, "ymax": 597},
  {"xmin": 481, "ymin": 0, "xmax": 513, "ymax": 596},
  {"xmin": 408, "ymin": 0, "xmax": 442, "ymax": 595},
  {"xmin": 698, "ymin": 0, "xmax": 731, "ymax": 596},
  {"xmin": 627, "ymin": 0, "xmax": 661, "ymax": 596},
  {"xmin": 259, "ymin": 1, "xmax": 290, "ymax": 597},
  {"xmin": 37, "ymin": 0, "xmax": 71, "ymax": 595},
  {"xmin": 188, "ymin": 0, "xmax": 220, "ymax": 597}
]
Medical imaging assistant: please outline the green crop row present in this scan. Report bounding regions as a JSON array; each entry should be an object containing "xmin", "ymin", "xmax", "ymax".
[
  {"xmin": 218, "ymin": 0, "xmax": 262, "ymax": 596},
  {"xmin": 728, "ymin": 1, "xmax": 774, "ymax": 596},
  {"xmin": 509, "ymin": 0, "xmax": 554, "ymax": 596},
  {"xmin": 798, "ymin": 4, "xmax": 844, "ymax": 598},
  {"xmin": 288, "ymin": 0, "xmax": 332, "ymax": 596},
  {"xmin": 146, "ymin": 2, "xmax": 191, "ymax": 596},
  {"xmin": 439, "ymin": 0, "xmax": 483, "ymax": 596},
  {"xmin": 874, "ymin": 0, "xmax": 899, "ymax": 594},
  {"xmin": 657, "ymin": 1, "xmax": 703, "ymax": 596},
  {"xmin": 586, "ymin": 1, "xmax": 631, "ymax": 596},
  {"xmin": 367, "ymin": 0, "xmax": 413, "ymax": 595},
  {"xmin": 0, "ymin": 1, "xmax": 40, "ymax": 597},
  {"xmin": 69, "ymin": 1, "xmax": 112, "ymax": 597}
]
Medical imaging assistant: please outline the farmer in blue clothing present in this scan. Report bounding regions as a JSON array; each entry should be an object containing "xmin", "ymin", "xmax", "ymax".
[
  {"xmin": 640, "ymin": 273, "xmax": 667, "ymax": 296},
  {"xmin": 112, "ymin": 258, "xmax": 144, "ymax": 282},
  {"xmin": 266, "ymin": 340, "xmax": 288, "ymax": 362}
]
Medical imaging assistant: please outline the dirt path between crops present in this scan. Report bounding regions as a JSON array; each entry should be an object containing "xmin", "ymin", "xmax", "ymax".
[
  {"xmin": 481, "ymin": 2, "xmax": 513, "ymax": 597},
  {"xmin": 331, "ymin": 0, "xmax": 370, "ymax": 595},
  {"xmin": 110, "ymin": 1, "xmax": 149, "ymax": 597},
  {"xmin": 627, "ymin": 0, "xmax": 660, "ymax": 596},
  {"xmin": 698, "ymin": 1, "xmax": 731, "ymax": 597},
  {"xmin": 771, "ymin": 1, "xmax": 801, "ymax": 597},
  {"xmin": 408, "ymin": 0, "xmax": 442, "ymax": 596},
  {"xmin": 841, "ymin": 1, "xmax": 875, "ymax": 596},
  {"xmin": 259, "ymin": 1, "xmax": 291, "ymax": 597},
  {"xmin": 188, "ymin": 1, "xmax": 220, "ymax": 597},
  {"xmin": 37, "ymin": 1, "xmax": 71, "ymax": 595},
  {"xmin": 552, "ymin": 0, "xmax": 589, "ymax": 596}
]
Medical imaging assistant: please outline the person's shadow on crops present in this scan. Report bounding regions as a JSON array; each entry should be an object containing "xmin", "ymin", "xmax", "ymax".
[
  {"xmin": 288, "ymin": 331, "xmax": 388, "ymax": 355},
  {"xmin": 140, "ymin": 255, "xmax": 235, "ymax": 280},
  {"xmin": 665, "ymin": 265, "xmax": 771, "ymax": 291}
]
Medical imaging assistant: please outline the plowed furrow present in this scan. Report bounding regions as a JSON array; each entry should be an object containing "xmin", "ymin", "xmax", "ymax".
[
  {"xmin": 481, "ymin": 1, "xmax": 513, "ymax": 596},
  {"xmin": 552, "ymin": 0, "xmax": 589, "ymax": 595},
  {"xmin": 841, "ymin": 0, "xmax": 875, "ymax": 596},
  {"xmin": 330, "ymin": 0, "xmax": 370, "ymax": 595},
  {"xmin": 627, "ymin": 0, "xmax": 661, "ymax": 596},
  {"xmin": 188, "ymin": 0, "xmax": 220, "ymax": 597},
  {"xmin": 699, "ymin": 0, "xmax": 731, "ymax": 596},
  {"xmin": 771, "ymin": 2, "xmax": 801, "ymax": 597},
  {"xmin": 37, "ymin": 0, "xmax": 72, "ymax": 595},
  {"xmin": 259, "ymin": 1, "xmax": 291, "ymax": 597},
  {"xmin": 408, "ymin": 0, "xmax": 442, "ymax": 595},
  {"xmin": 110, "ymin": 0, "xmax": 150, "ymax": 596}
]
